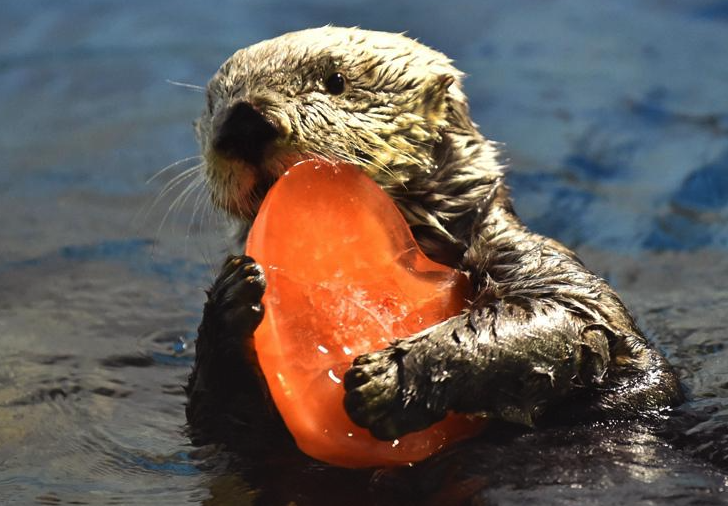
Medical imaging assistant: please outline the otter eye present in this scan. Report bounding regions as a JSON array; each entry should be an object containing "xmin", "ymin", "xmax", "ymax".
[{"xmin": 324, "ymin": 72, "xmax": 346, "ymax": 95}]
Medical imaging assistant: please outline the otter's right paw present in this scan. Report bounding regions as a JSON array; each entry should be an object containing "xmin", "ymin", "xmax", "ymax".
[{"xmin": 205, "ymin": 254, "xmax": 266, "ymax": 336}]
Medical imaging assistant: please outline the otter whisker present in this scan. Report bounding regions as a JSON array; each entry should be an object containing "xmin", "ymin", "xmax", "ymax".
[
  {"xmin": 155, "ymin": 163, "xmax": 204, "ymax": 198},
  {"xmin": 177, "ymin": 174, "xmax": 206, "ymax": 216},
  {"xmin": 134, "ymin": 161, "xmax": 206, "ymax": 237},
  {"xmin": 156, "ymin": 172, "xmax": 205, "ymax": 240},
  {"xmin": 146, "ymin": 155, "xmax": 203, "ymax": 184},
  {"xmin": 310, "ymin": 143, "xmax": 401, "ymax": 185},
  {"xmin": 145, "ymin": 163, "xmax": 204, "ymax": 220},
  {"xmin": 187, "ymin": 177, "xmax": 212, "ymax": 239},
  {"xmin": 182, "ymin": 178, "xmax": 211, "ymax": 255},
  {"xmin": 223, "ymin": 172, "xmax": 236, "ymax": 218},
  {"xmin": 165, "ymin": 79, "xmax": 206, "ymax": 92},
  {"xmin": 202, "ymin": 187, "xmax": 218, "ymax": 235}
]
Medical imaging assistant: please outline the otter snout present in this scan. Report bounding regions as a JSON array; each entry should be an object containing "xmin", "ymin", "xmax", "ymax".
[{"xmin": 211, "ymin": 100, "xmax": 279, "ymax": 166}]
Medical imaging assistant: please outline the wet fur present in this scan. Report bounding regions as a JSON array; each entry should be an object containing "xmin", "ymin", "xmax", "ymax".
[{"xmin": 185, "ymin": 27, "xmax": 683, "ymax": 455}]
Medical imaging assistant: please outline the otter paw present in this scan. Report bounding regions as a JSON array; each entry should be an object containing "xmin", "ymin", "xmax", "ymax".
[
  {"xmin": 206, "ymin": 254, "xmax": 266, "ymax": 334},
  {"xmin": 343, "ymin": 347, "xmax": 442, "ymax": 440}
]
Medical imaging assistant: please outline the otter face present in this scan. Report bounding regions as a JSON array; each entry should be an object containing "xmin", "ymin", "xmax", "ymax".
[{"xmin": 196, "ymin": 26, "xmax": 466, "ymax": 220}]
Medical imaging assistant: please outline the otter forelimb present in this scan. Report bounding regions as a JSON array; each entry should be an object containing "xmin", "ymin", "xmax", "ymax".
[
  {"xmin": 185, "ymin": 256, "xmax": 294, "ymax": 454},
  {"xmin": 343, "ymin": 192, "xmax": 683, "ymax": 439}
]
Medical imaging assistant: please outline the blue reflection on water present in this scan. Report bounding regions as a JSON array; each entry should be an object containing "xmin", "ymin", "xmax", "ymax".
[
  {"xmin": 124, "ymin": 451, "xmax": 200, "ymax": 477},
  {"xmin": 692, "ymin": 2, "xmax": 728, "ymax": 22},
  {"xmin": 673, "ymin": 151, "xmax": 728, "ymax": 212}
]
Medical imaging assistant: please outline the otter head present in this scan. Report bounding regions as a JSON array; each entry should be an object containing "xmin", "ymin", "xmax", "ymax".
[{"xmin": 195, "ymin": 26, "xmax": 478, "ymax": 221}]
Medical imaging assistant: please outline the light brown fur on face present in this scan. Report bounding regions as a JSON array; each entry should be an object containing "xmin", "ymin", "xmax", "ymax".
[{"xmin": 195, "ymin": 26, "xmax": 502, "ymax": 235}]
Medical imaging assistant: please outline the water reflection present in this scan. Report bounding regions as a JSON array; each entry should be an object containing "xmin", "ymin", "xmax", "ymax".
[{"xmin": 190, "ymin": 419, "xmax": 728, "ymax": 505}]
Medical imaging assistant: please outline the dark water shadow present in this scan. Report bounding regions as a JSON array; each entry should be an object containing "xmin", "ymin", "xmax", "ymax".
[{"xmin": 190, "ymin": 417, "xmax": 728, "ymax": 506}]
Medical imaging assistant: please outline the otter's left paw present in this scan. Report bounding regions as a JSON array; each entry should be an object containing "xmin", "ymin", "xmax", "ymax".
[{"xmin": 343, "ymin": 346, "xmax": 445, "ymax": 440}]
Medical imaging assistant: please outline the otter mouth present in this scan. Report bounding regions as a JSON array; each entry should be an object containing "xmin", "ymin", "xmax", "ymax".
[
  {"xmin": 206, "ymin": 99, "xmax": 288, "ymax": 220},
  {"xmin": 205, "ymin": 98, "xmax": 354, "ymax": 221},
  {"xmin": 245, "ymin": 172, "xmax": 278, "ymax": 218},
  {"xmin": 206, "ymin": 155, "xmax": 280, "ymax": 221}
]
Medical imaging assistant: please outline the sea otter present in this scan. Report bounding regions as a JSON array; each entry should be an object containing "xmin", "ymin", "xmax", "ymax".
[{"xmin": 184, "ymin": 26, "xmax": 683, "ymax": 454}]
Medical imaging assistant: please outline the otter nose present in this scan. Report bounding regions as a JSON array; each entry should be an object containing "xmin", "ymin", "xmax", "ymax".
[{"xmin": 211, "ymin": 101, "xmax": 279, "ymax": 166}]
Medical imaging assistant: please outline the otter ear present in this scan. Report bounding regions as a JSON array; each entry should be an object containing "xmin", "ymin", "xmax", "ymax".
[
  {"xmin": 421, "ymin": 74, "xmax": 456, "ymax": 123},
  {"xmin": 425, "ymin": 74, "xmax": 455, "ymax": 104},
  {"xmin": 425, "ymin": 74, "xmax": 455, "ymax": 102},
  {"xmin": 436, "ymin": 74, "xmax": 455, "ymax": 93}
]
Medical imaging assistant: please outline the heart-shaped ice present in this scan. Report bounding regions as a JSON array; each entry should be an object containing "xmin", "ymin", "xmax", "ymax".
[{"xmin": 246, "ymin": 159, "xmax": 485, "ymax": 467}]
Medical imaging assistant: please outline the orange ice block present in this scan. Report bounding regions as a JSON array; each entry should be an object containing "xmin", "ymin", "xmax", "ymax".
[{"xmin": 246, "ymin": 159, "xmax": 485, "ymax": 467}]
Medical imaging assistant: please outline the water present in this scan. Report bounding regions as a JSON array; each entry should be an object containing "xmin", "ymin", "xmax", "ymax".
[{"xmin": 0, "ymin": 1, "xmax": 726, "ymax": 504}]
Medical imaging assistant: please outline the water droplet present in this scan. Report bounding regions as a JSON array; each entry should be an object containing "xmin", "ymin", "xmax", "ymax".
[
  {"xmin": 327, "ymin": 369, "xmax": 342, "ymax": 384},
  {"xmin": 172, "ymin": 338, "xmax": 187, "ymax": 355}
]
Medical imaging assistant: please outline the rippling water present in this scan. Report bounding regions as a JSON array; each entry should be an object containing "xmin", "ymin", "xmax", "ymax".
[{"xmin": 1, "ymin": 1, "xmax": 726, "ymax": 504}]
